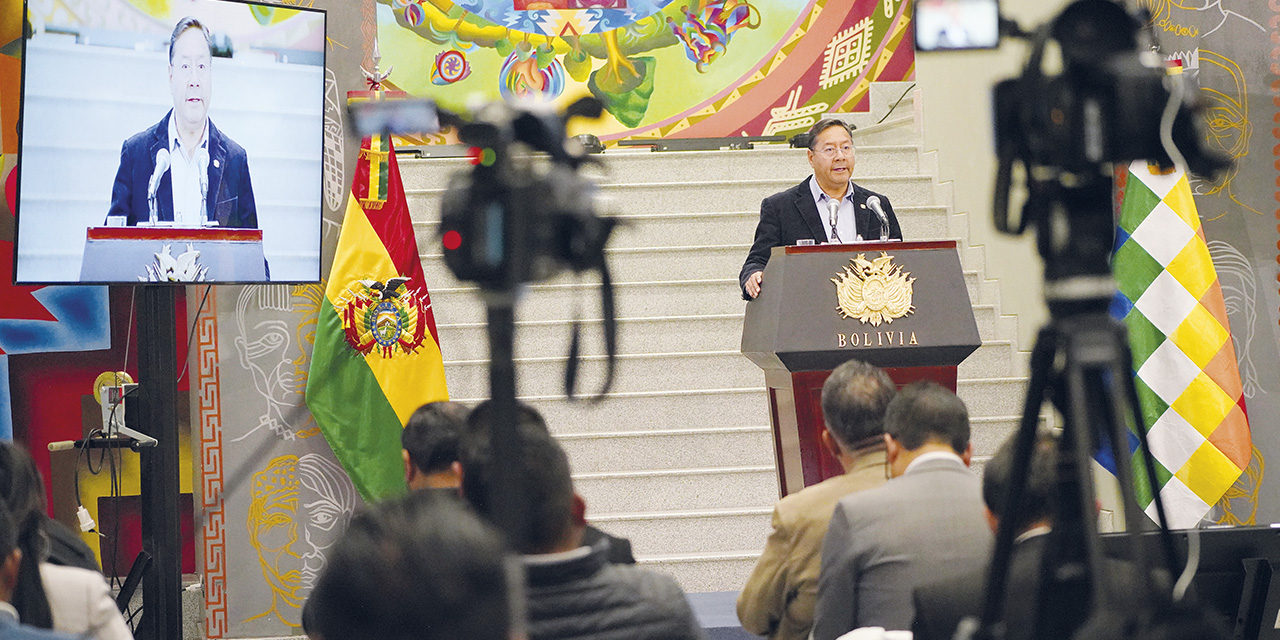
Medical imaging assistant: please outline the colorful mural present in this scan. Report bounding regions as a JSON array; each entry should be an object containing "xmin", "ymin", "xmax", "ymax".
[
  {"xmin": 376, "ymin": 0, "xmax": 914, "ymax": 140},
  {"xmin": 0, "ymin": 0, "xmax": 110, "ymax": 440}
]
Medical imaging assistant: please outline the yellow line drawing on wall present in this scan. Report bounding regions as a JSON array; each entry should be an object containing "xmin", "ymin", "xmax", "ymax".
[
  {"xmin": 1195, "ymin": 50, "xmax": 1260, "ymax": 217},
  {"xmin": 1138, "ymin": 0, "xmax": 1265, "ymax": 38},
  {"xmin": 1217, "ymin": 445, "xmax": 1264, "ymax": 526},
  {"xmin": 243, "ymin": 453, "xmax": 357, "ymax": 629}
]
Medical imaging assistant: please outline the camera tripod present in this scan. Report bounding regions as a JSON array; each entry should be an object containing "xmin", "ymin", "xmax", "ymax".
[{"xmin": 964, "ymin": 177, "xmax": 1226, "ymax": 640}]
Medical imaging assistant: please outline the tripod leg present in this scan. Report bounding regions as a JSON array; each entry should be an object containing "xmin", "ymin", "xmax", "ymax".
[
  {"xmin": 1030, "ymin": 341, "xmax": 1106, "ymax": 640},
  {"xmin": 971, "ymin": 324, "xmax": 1059, "ymax": 640}
]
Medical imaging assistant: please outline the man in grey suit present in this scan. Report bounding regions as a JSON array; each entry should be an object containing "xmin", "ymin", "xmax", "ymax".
[{"xmin": 811, "ymin": 382, "xmax": 992, "ymax": 639}]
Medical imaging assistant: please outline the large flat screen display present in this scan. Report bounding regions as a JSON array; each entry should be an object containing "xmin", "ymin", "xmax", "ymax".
[{"xmin": 16, "ymin": 0, "xmax": 326, "ymax": 283}]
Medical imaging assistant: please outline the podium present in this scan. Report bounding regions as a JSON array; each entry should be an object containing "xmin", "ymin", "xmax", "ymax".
[
  {"xmin": 80, "ymin": 226, "xmax": 266, "ymax": 282},
  {"xmin": 741, "ymin": 241, "xmax": 981, "ymax": 496}
]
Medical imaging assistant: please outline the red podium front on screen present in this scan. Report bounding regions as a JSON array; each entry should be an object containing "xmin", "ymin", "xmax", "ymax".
[
  {"xmin": 741, "ymin": 241, "xmax": 981, "ymax": 496},
  {"xmin": 80, "ymin": 226, "xmax": 266, "ymax": 282}
]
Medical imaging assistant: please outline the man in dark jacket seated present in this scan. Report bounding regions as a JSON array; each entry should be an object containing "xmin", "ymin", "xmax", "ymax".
[
  {"xmin": 403, "ymin": 400, "xmax": 635, "ymax": 564},
  {"xmin": 912, "ymin": 431, "xmax": 1181, "ymax": 640},
  {"xmin": 462, "ymin": 401, "xmax": 704, "ymax": 640}
]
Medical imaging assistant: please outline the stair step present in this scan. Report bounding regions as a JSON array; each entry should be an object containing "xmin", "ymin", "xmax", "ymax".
[
  {"xmin": 429, "ymin": 279, "xmax": 748, "ymax": 325},
  {"xmin": 438, "ymin": 314, "xmax": 747, "ymax": 361},
  {"xmin": 575, "ymin": 466, "xmax": 777, "ymax": 513},
  {"xmin": 405, "ymin": 175, "xmax": 938, "ymax": 219},
  {"xmin": 589, "ymin": 509, "xmax": 773, "ymax": 558},
  {"xmin": 558, "ymin": 426, "xmax": 774, "ymax": 473},
  {"xmin": 453, "ymin": 387, "xmax": 771, "ymax": 434},
  {"xmin": 397, "ymin": 144, "xmax": 924, "ymax": 186},
  {"xmin": 639, "ymin": 553, "xmax": 763, "ymax": 593},
  {"xmin": 422, "ymin": 244, "xmax": 752, "ymax": 290},
  {"xmin": 958, "ymin": 340, "xmax": 1022, "ymax": 377},
  {"xmin": 414, "ymin": 204, "xmax": 955, "ymax": 257},
  {"xmin": 443, "ymin": 350, "xmax": 764, "ymax": 398},
  {"xmin": 957, "ymin": 377, "xmax": 1030, "ymax": 418}
]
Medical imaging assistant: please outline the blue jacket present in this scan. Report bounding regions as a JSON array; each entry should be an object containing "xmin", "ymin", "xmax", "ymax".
[
  {"xmin": 0, "ymin": 608, "xmax": 78, "ymax": 640},
  {"xmin": 107, "ymin": 111, "xmax": 258, "ymax": 228}
]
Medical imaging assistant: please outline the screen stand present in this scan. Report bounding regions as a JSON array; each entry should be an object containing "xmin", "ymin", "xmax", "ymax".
[{"xmin": 134, "ymin": 285, "xmax": 182, "ymax": 640}]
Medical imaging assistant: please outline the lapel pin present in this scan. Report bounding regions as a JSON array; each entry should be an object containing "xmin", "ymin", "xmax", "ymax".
[{"xmin": 214, "ymin": 159, "xmax": 221, "ymax": 168}]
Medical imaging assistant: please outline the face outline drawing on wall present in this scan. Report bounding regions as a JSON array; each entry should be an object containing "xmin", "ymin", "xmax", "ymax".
[
  {"xmin": 233, "ymin": 284, "xmax": 324, "ymax": 441},
  {"xmin": 244, "ymin": 453, "xmax": 357, "ymax": 629},
  {"xmin": 1189, "ymin": 50, "xmax": 1260, "ymax": 216}
]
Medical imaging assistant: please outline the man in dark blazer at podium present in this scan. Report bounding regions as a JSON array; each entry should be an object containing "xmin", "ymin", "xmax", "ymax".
[
  {"xmin": 106, "ymin": 17, "xmax": 257, "ymax": 229},
  {"xmin": 740, "ymin": 118, "xmax": 901, "ymax": 300}
]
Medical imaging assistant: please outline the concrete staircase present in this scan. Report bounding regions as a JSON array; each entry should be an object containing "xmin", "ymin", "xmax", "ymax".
[{"xmin": 399, "ymin": 82, "xmax": 1030, "ymax": 592}]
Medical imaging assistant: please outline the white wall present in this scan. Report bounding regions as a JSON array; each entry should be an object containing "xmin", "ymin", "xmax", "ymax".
[{"xmin": 915, "ymin": 0, "xmax": 1072, "ymax": 347}]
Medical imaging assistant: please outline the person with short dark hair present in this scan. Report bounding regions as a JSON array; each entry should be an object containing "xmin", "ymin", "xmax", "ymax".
[
  {"xmin": 911, "ymin": 431, "xmax": 1186, "ymax": 640},
  {"xmin": 460, "ymin": 401, "xmax": 635, "ymax": 565},
  {"xmin": 0, "ymin": 444, "xmax": 132, "ymax": 640},
  {"xmin": 461, "ymin": 401, "xmax": 704, "ymax": 640},
  {"xmin": 401, "ymin": 400, "xmax": 470, "ymax": 491},
  {"xmin": 737, "ymin": 359, "xmax": 896, "ymax": 640},
  {"xmin": 812, "ymin": 382, "xmax": 991, "ymax": 639},
  {"xmin": 0, "ymin": 498, "xmax": 77, "ymax": 640},
  {"xmin": 307, "ymin": 490, "xmax": 517, "ymax": 640},
  {"xmin": 911, "ymin": 430, "xmax": 1056, "ymax": 640},
  {"xmin": 739, "ymin": 118, "xmax": 903, "ymax": 299},
  {"xmin": 107, "ymin": 16, "xmax": 257, "ymax": 228}
]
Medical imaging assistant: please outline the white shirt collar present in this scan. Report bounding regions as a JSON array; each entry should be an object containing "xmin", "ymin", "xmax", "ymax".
[
  {"xmin": 0, "ymin": 601, "xmax": 19, "ymax": 622},
  {"xmin": 808, "ymin": 175, "xmax": 852, "ymax": 205},
  {"xmin": 903, "ymin": 450, "xmax": 966, "ymax": 475},
  {"xmin": 522, "ymin": 545, "xmax": 592, "ymax": 565},
  {"xmin": 1015, "ymin": 525, "xmax": 1052, "ymax": 544},
  {"xmin": 167, "ymin": 114, "xmax": 209, "ymax": 158}
]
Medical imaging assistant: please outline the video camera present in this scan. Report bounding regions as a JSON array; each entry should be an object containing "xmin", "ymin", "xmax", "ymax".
[{"xmin": 437, "ymin": 98, "xmax": 616, "ymax": 291}]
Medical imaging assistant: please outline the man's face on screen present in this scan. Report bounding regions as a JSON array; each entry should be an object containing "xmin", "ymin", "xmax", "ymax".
[{"xmin": 169, "ymin": 28, "xmax": 212, "ymax": 131}]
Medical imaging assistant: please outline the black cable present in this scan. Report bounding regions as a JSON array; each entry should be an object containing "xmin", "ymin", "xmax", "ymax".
[
  {"xmin": 175, "ymin": 285, "xmax": 212, "ymax": 385},
  {"xmin": 875, "ymin": 83, "xmax": 917, "ymax": 125}
]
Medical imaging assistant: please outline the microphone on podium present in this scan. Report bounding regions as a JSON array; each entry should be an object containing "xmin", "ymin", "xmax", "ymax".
[
  {"xmin": 866, "ymin": 195, "xmax": 889, "ymax": 241},
  {"xmin": 195, "ymin": 148, "xmax": 210, "ymax": 225},
  {"xmin": 148, "ymin": 148, "xmax": 171, "ymax": 224}
]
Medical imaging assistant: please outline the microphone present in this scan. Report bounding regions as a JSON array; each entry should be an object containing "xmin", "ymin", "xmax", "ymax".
[
  {"xmin": 866, "ymin": 195, "xmax": 889, "ymax": 241},
  {"xmin": 148, "ymin": 149, "xmax": 171, "ymax": 224},
  {"xmin": 195, "ymin": 148, "xmax": 210, "ymax": 225},
  {"xmin": 827, "ymin": 199, "xmax": 841, "ymax": 243}
]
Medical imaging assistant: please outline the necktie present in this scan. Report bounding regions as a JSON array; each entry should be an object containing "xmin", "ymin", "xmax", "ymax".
[{"xmin": 827, "ymin": 199, "xmax": 842, "ymax": 243}]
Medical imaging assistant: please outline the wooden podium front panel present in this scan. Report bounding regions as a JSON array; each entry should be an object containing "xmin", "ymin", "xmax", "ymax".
[{"xmin": 770, "ymin": 366, "xmax": 958, "ymax": 497}]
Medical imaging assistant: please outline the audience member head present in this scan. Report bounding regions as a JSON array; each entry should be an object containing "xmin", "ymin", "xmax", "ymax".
[
  {"xmin": 308, "ymin": 490, "xmax": 519, "ymax": 640},
  {"xmin": 820, "ymin": 359, "xmax": 896, "ymax": 464},
  {"xmin": 983, "ymin": 431, "xmax": 1058, "ymax": 535},
  {"xmin": 0, "ymin": 443, "xmax": 52, "ymax": 628},
  {"xmin": 401, "ymin": 401, "xmax": 470, "ymax": 490},
  {"xmin": 882, "ymin": 382, "xmax": 972, "ymax": 477},
  {"xmin": 0, "ymin": 499, "xmax": 20, "ymax": 604},
  {"xmin": 461, "ymin": 401, "xmax": 584, "ymax": 555}
]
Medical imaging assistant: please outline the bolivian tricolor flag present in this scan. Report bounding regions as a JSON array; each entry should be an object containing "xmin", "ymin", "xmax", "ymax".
[{"xmin": 306, "ymin": 135, "xmax": 448, "ymax": 502}]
